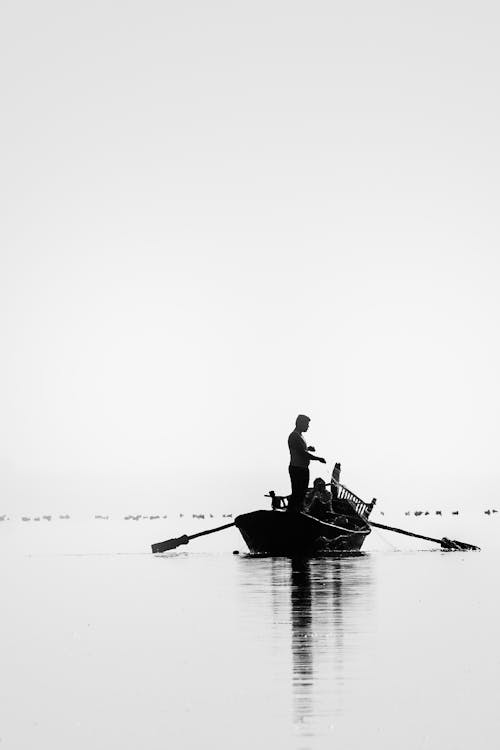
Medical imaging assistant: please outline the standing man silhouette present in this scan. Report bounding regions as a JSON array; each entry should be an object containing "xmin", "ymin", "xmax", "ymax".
[{"xmin": 288, "ymin": 415, "xmax": 326, "ymax": 512}]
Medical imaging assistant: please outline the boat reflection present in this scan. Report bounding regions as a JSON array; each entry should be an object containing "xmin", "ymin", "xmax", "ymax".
[{"xmin": 284, "ymin": 554, "xmax": 375, "ymax": 731}]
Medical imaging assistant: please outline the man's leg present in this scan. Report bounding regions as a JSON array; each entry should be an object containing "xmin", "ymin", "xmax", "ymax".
[
  {"xmin": 297, "ymin": 468, "xmax": 310, "ymax": 511},
  {"xmin": 288, "ymin": 466, "xmax": 300, "ymax": 511},
  {"xmin": 288, "ymin": 466, "xmax": 309, "ymax": 512}
]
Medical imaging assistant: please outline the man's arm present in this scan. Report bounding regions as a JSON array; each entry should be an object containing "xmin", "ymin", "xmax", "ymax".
[
  {"xmin": 306, "ymin": 444, "xmax": 326, "ymax": 463},
  {"xmin": 311, "ymin": 454, "xmax": 326, "ymax": 464},
  {"xmin": 289, "ymin": 433, "xmax": 326, "ymax": 463},
  {"xmin": 306, "ymin": 446, "xmax": 326, "ymax": 463}
]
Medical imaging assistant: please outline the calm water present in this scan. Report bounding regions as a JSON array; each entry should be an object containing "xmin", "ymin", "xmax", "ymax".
[{"xmin": 2, "ymin": 515, "xmax": 499, "ymax": 749}]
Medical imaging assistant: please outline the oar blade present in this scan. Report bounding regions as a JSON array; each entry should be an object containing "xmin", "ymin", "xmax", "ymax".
[
  {"xmin": 440, "ymin": 537, "xmax": 480, "ymax": 551},
  {"xmin": 151, "ymin": 534, "xmax": 189, "ymax": 554}
]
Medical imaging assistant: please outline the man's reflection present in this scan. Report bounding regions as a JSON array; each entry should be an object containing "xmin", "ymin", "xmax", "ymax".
[
  {"xmin": 285, "ymin": 554, "xmax": 374, "ymax": 729},
  {"xmin": 290, "ymin": 557, "xmax": 314, "ymax": 729}
]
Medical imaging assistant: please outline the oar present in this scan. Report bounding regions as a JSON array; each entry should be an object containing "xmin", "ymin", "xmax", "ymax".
[
  {"xmin": 151, "ymin": 521, "xmax": 235, "ymax": 554},
  {"xmin": 369, "ymin": 521, "xmax": 480, "ymax": 551}
]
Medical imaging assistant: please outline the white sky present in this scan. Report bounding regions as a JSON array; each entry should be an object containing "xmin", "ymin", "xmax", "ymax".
[{"xmin": 1, "ymin": 0, "xmax": 499, "ymax": 513}]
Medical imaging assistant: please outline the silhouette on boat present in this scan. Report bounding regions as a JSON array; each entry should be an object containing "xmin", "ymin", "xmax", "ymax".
[
  {"xmin": 234, "ymin": 464, "xmax": 376, "ymax": 555},
  {"xmin": 151, "ymin": 465, "xmax": 479, "ymax": 554}
]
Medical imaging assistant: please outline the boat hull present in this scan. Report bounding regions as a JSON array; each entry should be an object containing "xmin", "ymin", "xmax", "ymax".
[{"xmin": 234, "ymin": 509, "xmax": 371, "ymax": 555}]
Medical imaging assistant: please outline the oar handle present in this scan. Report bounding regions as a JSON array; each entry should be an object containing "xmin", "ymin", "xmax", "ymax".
[{"xmin": 187, "ymin": 522, "xmax": 235, "ymax": 541}]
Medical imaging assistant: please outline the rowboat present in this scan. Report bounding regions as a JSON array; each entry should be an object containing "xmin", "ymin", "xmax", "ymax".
[
  {"xmin": 234, "ymin": 509, "xmax": 371, "ymax": 555},
  {"xmin": 151, "ymin": 464, "xmax": 480, "ymax": 554},
  {"xmin": 234, "ymin": 467, "xmax": 376, "ymax": 555}
]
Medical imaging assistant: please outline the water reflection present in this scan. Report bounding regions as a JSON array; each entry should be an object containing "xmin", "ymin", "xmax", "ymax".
[
  {"xmin": 290, "ymin": 557, "xmax": 314, "ymax": 730},
  {"xmin": 284, "ymin": 555, "xmax": 375, "ymax": 731}
]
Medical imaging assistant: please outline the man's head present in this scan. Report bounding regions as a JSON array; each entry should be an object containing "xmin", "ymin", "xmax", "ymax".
[
  {"xmin": 295, "ymin": 414, "xmax": 310, "ymax": 432},
  {"xmin": 313, "ymin": 477, "xmax": 326, "ymax": 489}
]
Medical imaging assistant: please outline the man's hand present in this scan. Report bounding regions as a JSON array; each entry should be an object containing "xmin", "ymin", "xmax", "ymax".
[
  {"xmin": 307, "ymin": 446, "xmax": 315, "ymax": 452},
  {"xmin": 318, "ymin": 457, "xmax": 326, "ymax": 464}
]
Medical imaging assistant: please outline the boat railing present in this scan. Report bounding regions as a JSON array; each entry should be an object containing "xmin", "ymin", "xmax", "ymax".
[
  {"xmin": 333, "ymin": 481, "xmax": 376, "ymax": 521},
  {"xmin": 266, "ymin": 480, "xmax": 377, "ymax": 519}
]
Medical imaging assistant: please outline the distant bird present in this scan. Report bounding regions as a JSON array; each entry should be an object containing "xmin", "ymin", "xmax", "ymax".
[
  {"xmin": 405, "ymin": 512, "xmax": 410, "ymax": 516},
  {"xmin": 452, "ymin": 511, "xmax": 459, "ymax": 515},
  {"xmin": 179, "ymin": 513, "xmax": 184, "ymax": 518},
  {"xmin": 162, "ymin": 515, "xmax": 168, "ymax": 519},
  {"xmin": 484, "ymin": 510, "xmax": 491, "ymax": 515},
  {"xmin": 149, "ymin": 515, "xmax": 160, "ymax": 520},
  {"xmin": 493, "ymin": 509, "xmax": 498, "ymax": 514},
  {"xmin": 22, "ymin": 517, "xmax": 30, "ymax": 522},
  {"xmin": 0, "ymin": 515, "xmax": 6, "ymax": 522},
  {"xmin": 424, "ymin": 511, "xmax": 430, "ymax": 516},
  {"xmin": 435, "ymin": 511, "xmax": 442, "ymax": 516},
  {"xmin": 414, "ymin": 511, "xmax": 423, "ymax": 517},
  {"xmin": 34, "ymin": 517, "xmax": 40, "ymax": 521},
  {"xmin": 222, "ymin": 513, "xmax": 233, "ymax": 518},
  {"xmin": 43, "ymin": 515, "xmax": 52, "ymax": 521}
]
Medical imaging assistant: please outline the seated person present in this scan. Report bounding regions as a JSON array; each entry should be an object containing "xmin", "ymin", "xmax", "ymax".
[{"xmin": 304, "ymin": 478, "xmax": 334, "ymax": 521}]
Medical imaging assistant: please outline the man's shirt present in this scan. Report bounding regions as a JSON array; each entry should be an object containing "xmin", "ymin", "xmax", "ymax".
[{"xmin": 288, "ymin": 430, "xmax": 310, "ymax": 468}]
